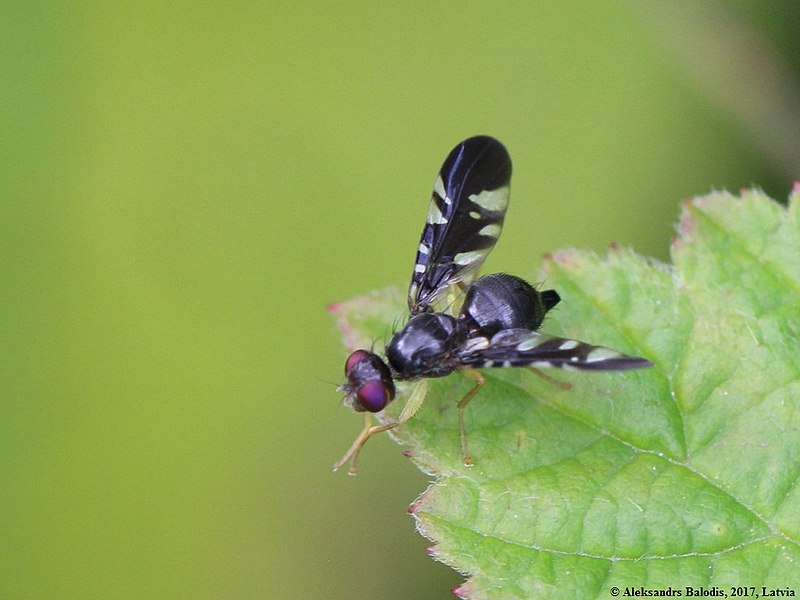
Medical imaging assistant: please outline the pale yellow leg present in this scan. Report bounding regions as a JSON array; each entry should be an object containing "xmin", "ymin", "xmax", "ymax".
[
  {"xmin": 450, "ymin": 368, "xmax": 570, "ymax": 470},
  {"xmin": 333, "ymin": 380, "xmax": 429, "ymax": 476},
  {"xmin": 457, "ymin": 369, "xmax": 486, "ymax": 468},
  {"xmin": 528, "ymin": 366, "xmax": 572, "ymax": 390},
  {"xmin": 332, "ymin": 412, "xmax": 400, "ymax": 476}
]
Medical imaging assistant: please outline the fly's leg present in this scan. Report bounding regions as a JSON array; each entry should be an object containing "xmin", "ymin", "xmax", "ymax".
[
  {"xmin": 332, "ymin": 412, "xmax": 399, "ymax": 476},
  {"xmin": 333, "ymin": 380, "xmax": 429, "ymax": 476},
  {"xmin": 528, "ymin": 366, "xmax": 572, "ymax": 390},
  {"xmin": 457, "ymin": 369, "xmax": 486, "ymax": 468}
]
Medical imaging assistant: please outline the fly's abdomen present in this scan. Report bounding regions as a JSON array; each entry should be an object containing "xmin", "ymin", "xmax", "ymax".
[{"xmin": 460, "ymin": 273, "xmax": 560, "ymax": 337}]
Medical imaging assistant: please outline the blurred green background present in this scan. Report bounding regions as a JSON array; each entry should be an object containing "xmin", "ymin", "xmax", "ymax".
[{"xmin": 3, "ymin": 2, "xmax": 799, "ymax": 599}]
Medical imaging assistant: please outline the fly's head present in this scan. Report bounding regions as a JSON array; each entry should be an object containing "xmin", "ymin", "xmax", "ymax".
[{"xmin": 340, "ymin": 349, "xmax": 396, "ymax": 413}]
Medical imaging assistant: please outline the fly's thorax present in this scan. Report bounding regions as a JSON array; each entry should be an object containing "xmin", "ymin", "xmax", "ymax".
[{"xmin": 386, "ymin": 312, "xmax": 468, "ymax": 379}]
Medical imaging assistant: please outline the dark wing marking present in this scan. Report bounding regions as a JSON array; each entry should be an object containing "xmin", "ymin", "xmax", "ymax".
[
  {"xmin": 458, "ymin": 329, "xmax": 653, "ymax": 371},
  {"xmin": 408, "ymin": 136, "xmax": 512, "ymax": 314}
]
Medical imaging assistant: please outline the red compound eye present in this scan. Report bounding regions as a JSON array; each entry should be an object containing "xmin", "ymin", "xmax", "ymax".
[
  {"xmin": 342, "ymin": 350, "xmax": 395, "ymax": 412},
  {"xmin": 356, "ymin": 380, "xmax": 391, "ymax": 413},
  {"xmin": 345, "ymin": 349, "xmax": 370, "ymax": 375}
]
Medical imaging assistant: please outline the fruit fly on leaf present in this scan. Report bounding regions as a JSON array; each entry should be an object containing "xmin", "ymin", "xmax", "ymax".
[{"xmin": 335, "ymin": 136, "xmax": 652, "ymax": 475}]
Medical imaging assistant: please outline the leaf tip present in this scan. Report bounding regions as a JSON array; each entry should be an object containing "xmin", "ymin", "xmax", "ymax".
[
  {"xmin": 544, "ymin": 248, "xmax": 580, "ymax": 267},
  {"xmin": 407, "ymin": 487, "xmax": 435, "ymax": 515},
  {"xmin": 673, "ymin": 198, "xmax": 699, "ymax": 250},
  {"xmin": 791, "ymin": 181, "xmax": 800, "ymax": 204},
  {"xmin": 452, "ymin": 582, "xmax": 471, "ymax": 598}
]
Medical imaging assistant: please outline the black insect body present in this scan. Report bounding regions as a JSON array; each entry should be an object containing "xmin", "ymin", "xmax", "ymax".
[
  {"xmin": 385, "ymin": 274, "xmax": 558, "ymax": 381},
  {"xmin": 386, "ymin": 312, "xmax": 466, "ymax": 380},
  {"xmin": 335, "ymin": 136, "xmax": 652, "ymax": 474},
  {"xmin": 461, "ymin": 272, "xmax": 560, "ymax": 337}
]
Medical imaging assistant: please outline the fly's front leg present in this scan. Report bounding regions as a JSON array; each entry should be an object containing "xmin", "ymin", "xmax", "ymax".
[
  {"xmin": 334, "ymin": 380, "xmax": 429, "ymax": 476},
  {"xmin": 457, "ymin": 369, "xmax": 486, "ymax": 468},
  {"xmin": 332, "ymin": 412, "xmax": 400, "ymax": 476}
]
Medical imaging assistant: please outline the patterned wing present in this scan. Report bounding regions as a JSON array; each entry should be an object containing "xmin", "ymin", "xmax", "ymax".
[
  {"xmin": 408, "ymin": 136, "xmax": 512, "ymax": 315},
  {"xmin": 458, "ymin": 329, "xmax": 653, "ymax": 371}
]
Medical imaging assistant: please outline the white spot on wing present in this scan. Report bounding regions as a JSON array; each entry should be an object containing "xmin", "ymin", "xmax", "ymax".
[
  {"xmin": 586, "ymin": 347, "xmax": 620, "ymax": 362},
  {"xmin": 478, "ymin": 224, "xmax": 501, "ymax": 238},
  {"xmin": 516, "ymin": 336, "xmax": 543, "ymax": 351},
  {"xmin": 418, "ymin": 243, "xmax": 429, "ymax": 255},
  {"xmin": 470, "ymin": 186, "xmax": 509, "ymax": 212},
  {"xmin": 427, "ymin": 202, "xmax": 447, "ymax": 225},
  {"xmin": 414, "ymin": 264, "xmax": 426, "ymax": 273},
  {"xmin": 558, "ymin": 340, "xmax": 580, "ymax": 350},
  {"xmin": 454, "ymin": 249, "xmax": 486, "ymax": 266},
  {"xmin": 433, "ymin": 176, "xmax": 446, "ymax": 199}
]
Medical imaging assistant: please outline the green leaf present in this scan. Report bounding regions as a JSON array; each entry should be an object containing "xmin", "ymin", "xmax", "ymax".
[{"xmin": 331, "ymin": 189, "xmax": 800, "ymax": 598}]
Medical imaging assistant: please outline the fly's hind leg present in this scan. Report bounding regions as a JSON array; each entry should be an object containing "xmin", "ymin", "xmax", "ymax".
[
  {"xmin": 528, "ymin": 366, "xmax": 572, "ymax": 390},
  {"xmin": 457, "ymin": 369, "xmax": 486, "ymax": 468},
  {"xmin": 452, "ymin": 367, "xmax": 569, "ymax": 470}
]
